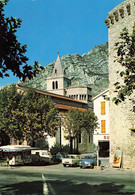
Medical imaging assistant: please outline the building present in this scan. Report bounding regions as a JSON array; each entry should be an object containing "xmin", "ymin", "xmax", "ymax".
[
  {"xmin": 105, "ymin": 0, "xmax": 135, "ymax": 168},
  {"xmin": 45, "ymin": 53, "xmax": 93, "ymax": 152},
  {"xmin": 93, "ymin": 89, "xmax": 110, "ymax": 157},
  {"xmin": 47, "ymin": 53, "xmax": 93, "ymax": 109},
  {"xmin": 17, "ymin": 84, "xmax": 93, "ymax": 153},
  {"xmin": 46, "ymin": 53, "xmax": 71, "ymax": 96}
]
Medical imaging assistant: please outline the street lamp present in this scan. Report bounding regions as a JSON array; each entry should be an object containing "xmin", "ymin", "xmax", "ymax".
[
  {"xmin": 97, "ymin": 145, "xmax": 99, "ymax": 166},
  {"xmin": 56, "ymin": 115, "xmax": 62, "ymax": 148}
]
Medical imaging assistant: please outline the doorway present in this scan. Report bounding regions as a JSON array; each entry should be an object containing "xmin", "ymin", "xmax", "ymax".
[{"xmin": 98, "ymin": 141, "xmax": 109, "ymax": 157}]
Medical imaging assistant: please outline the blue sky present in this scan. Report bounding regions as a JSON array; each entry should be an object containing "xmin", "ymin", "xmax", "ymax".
[{"xmin": 0, "ymin": 0, "xmax": 124, "ymax": 87}]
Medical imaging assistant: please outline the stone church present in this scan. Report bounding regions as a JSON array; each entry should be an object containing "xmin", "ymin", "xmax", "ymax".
[
  {"xmin": 46, "ymin": 53, "xmax": 93, "ymax": 109},
  {"xmin": 16, "ymin": 53, "xmax": 93, "ymax": 153}
]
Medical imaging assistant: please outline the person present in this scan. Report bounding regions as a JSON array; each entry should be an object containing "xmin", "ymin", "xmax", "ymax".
[{"xmin": 6, "ymin": 156, "xmax": 12, "ymax": 169}]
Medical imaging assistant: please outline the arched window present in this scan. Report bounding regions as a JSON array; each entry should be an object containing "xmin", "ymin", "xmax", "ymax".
[
  {"xmin": 52, "ymin": 81, "xmax": 55, "ymax": 89},
  {"xmin": 56, "ymin": 81, "xmax": 58, "ymax": 89}
]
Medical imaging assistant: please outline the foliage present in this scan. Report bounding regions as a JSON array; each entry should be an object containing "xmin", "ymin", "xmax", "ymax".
[
  {"xmin": 113, "ymin": 24, "xmax": 135, "ymax": 104},
  {"xmin": 19, "ymin": 89, "xmax": 58, "ymax": 146},
  {"xmin": 0, "ymin": 85, "xmax": 58, "ymax": 146},
  {"xmin": 0, "ymin": 84, "xmax": 23, "ymax": 141},
  {"xmin": 62, "ymin": 144, "xmax": 70, "ymax": 153},
  {"xmin": 0, "ymin": 0, "xmax": 43, "ymax": 81},
  {"xmin": 50, "ymin": 143, "xmax": 61, "ymax": 155},
  {"xmin": 64, "ymin": 109, "xmax": 98, "ymax": 138},
  {"xmin": 63, "ymin": 109, "xmax": 98, "ymax": 152},
  {"xmin": 35, "ymin": 138, "xmax": 49, "ymax": 150},
  {"xmin": 64, "ymin": 109, "xmax": 82, "ymax": 140},
  {"xmin": 50, "ymin": 143, "xmax": 70, "ymax": 155}
]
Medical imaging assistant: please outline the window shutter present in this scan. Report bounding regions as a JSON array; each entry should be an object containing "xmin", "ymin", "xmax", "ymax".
[
  {"xmin": 101, "ymin": 102, "xmax": 105, "ymax": 114},
  {"xmin": 101, "ymin": 120, "xmax": 106, "ymax": 133}
]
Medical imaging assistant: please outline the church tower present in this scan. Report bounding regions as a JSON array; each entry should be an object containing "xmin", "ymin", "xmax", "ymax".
[{"xmin": 46, "ymin": 53, "xmax": 71, "ymax": 96}]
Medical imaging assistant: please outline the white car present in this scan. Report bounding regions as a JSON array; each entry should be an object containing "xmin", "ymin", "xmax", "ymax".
[
  {"xmin": 62, "ymin": 154, "xmax": 81, "ymax": 167},
  {"xmin": 31, "ymin": 150, "xmax": 53, "ymax": 165}
]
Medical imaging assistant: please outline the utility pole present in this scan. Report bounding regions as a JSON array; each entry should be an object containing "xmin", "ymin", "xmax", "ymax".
[{"xmin": 97, "ymin": 145, "xmax": 99, "ymax": 166}]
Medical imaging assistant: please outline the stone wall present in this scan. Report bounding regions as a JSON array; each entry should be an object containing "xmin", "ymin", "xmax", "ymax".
[{"xmin": 105, "ymin": 0, "xmax": 135, "ymax": 168}]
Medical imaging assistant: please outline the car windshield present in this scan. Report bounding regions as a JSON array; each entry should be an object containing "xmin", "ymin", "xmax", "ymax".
[
  {"xmin": 57, "ymin": 152, "xmax": 68, "ymax": 157},
  {"xmin": 42, "ymin": 152, "xmax": 47, "ymax": 155}
]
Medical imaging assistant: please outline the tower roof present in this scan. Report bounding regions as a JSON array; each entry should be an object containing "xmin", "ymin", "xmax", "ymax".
[{"xmin": 51, "ymin": 53, "xmax": 64, "ymax": 77}]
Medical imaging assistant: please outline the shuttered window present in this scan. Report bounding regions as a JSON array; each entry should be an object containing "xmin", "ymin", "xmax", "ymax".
[
  {"xmin": 101, "ymin": 102, "xmax": 105, "ymax": 115},
  {"xmin": 101, "ymin": 120, "xmax": 106, "ymax": 133}
]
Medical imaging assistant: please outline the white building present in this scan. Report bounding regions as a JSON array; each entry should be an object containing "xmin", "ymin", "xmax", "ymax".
[{"xmin": 93, "ymin": 89, "xmax": 110, "ymax": 157}]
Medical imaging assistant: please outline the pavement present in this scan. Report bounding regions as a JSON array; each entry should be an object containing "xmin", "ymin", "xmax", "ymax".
[{"xmin": 99, "ymin": 157, "xmax": 109, "ymax": 167}]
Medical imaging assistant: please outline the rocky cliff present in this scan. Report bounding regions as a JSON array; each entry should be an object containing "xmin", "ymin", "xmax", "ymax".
[{"xmin": 20, "ymin": 42, "xmax": 108, "ymax": 97}]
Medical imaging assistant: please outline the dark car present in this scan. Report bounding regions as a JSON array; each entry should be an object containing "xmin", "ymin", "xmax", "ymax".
[
  {"xmin": 79, "ymin": 154, "xmax": 101, "ymax": 169},
  {"xmin": 55, "ymin": 152, "xmax": 68, "ymax": 163}
]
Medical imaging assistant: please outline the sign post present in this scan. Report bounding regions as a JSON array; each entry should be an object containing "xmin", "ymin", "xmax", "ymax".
[{"xmin": 97, "ymin": 146, "xmax": 99, "ymax": 166}]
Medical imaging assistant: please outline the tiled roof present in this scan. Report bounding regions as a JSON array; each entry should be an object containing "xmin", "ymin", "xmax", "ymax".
[
  {"xmin": 55, "ymin": 104, "xmax": 87, "ymax": 112},
  {"xmin": 17, "ymin": 84, "xmax": 87, "ymax": 104}
]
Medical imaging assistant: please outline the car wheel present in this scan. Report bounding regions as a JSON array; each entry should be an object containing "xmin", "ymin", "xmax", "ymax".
[
  {"xmin": 63, "ymin": 164, "xmax": 66, "ymax": 167},
  {"xmin": 80, "ymin": 166, "xmax": 82, "ymax": 169},
  {"xmin": 74, "ymin": 163, "xmax": 77, "ymax": 167}
]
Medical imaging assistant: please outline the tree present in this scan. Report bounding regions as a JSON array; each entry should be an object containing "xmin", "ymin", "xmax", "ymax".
[
  {"xmin": 0, "ymin": 85, "xmax": 58, "ymax": 146},
  {"xmin": 0, "ymin": 84, "xmax": 23, "ymax": 144},
  {"xmin": 63, "ymin": 109, "xmax": 98, "ymax": 153},
  {"xmin": 113, "ymin": 24, "xmax": 135, "ymax": 105},
  {"xmin": 63, "ymin": 109, "xmax": 82, "ymax": 153},
  {"xmin": 19, "ymin": 89, "xmax": 58, "ymax": 146},
  {"xmin": 35, "ymin": 138, "xmax": 49, "ymax": 150},
  {"xmin": 0, "ymin": 0, "xmax": 43, "ymax": 81}
]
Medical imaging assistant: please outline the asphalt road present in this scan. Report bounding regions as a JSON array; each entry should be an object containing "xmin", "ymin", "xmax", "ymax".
[{"xmin": 0, "ymin": 163, "xmax": 135, "ymax": 195}]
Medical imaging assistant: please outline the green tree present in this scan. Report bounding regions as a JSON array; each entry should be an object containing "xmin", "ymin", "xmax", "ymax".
[
  {"xmin": 113, "ymin": 24, "xmax": 135, "ymax": 104},
  {"xmin": 0, "ymin": 0, "xmax": 43, "ymax": 80},
  {"xmin": 63, "ymin": 109, "xmax": 98, "ymax": 153},
  {"xmin": 0, "ymin": 84, "xmax": 23, "ymax": 144},
  {"xmin": 19, "ymin": 89, "xmax": 58, "ymax": 146},
  {"xmin": 0, "ymin": 85, "xmax": 58, "ymax": 146},
  {"xmin": 35, "ymin": 138, "xmax": 49, "ymax": 150}
]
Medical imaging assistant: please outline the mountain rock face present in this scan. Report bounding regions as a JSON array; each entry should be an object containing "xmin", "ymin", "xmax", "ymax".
[{"xmin": 20, "ymin": 42, "xmax": 108, "ymax": 97}]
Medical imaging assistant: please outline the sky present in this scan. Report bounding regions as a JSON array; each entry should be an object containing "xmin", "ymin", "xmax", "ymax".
[{"xmin": 0, "ymin": 0, "xmax": 124, "ymax": 87}]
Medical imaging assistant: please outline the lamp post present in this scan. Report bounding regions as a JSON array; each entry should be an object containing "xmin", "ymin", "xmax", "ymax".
[
  {"xmin": 59, "ymin": 117, "xmax": 61, "ymax": 148},
  {"xmin": 56, "ymin": 115, "xmax": 62, "ymax": 149},
  {"xmin": 97, "ymin": 145, "xmax": 99, "ymax": 166}
]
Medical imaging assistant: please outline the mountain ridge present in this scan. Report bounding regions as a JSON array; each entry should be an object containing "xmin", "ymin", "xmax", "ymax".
[{"xmin": 20, "ymin": 42, "xmax": 109, "ymax": 97}]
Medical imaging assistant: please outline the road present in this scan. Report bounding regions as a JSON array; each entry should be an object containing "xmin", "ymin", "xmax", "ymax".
[{"xmin": 0, "ymin": 163, "xmax": 135, "ymax": 195}]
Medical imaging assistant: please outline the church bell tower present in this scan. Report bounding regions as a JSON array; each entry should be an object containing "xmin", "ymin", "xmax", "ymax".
[{"xmin": 46, "ymin": 53, "xmax": 71, "ymax": 96}]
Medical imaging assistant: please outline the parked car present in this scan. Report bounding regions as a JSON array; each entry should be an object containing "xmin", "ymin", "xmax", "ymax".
[
  {"xmin": 62, "ymin": 154, "xmax": 81, "ymax": 167},
  {"xmin": 79, "ymin": 154, "xmax": 101, "ymax": 169},
  {"xmin": 55, "ymin": 152, "xmax": 68, "ymax": 163},
  {"xmin": 31, "ymin": 150, "xmax": 53, "ymax": 165}
]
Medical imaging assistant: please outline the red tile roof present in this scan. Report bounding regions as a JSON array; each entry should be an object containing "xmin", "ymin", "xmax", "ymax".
[
  {"xmin": 17, "ymin": 85, "xmax": 87, "ymax": 105},
  {"xmin": 55, "ymin": 104, "xmax": 87, "ymax": 112}
]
